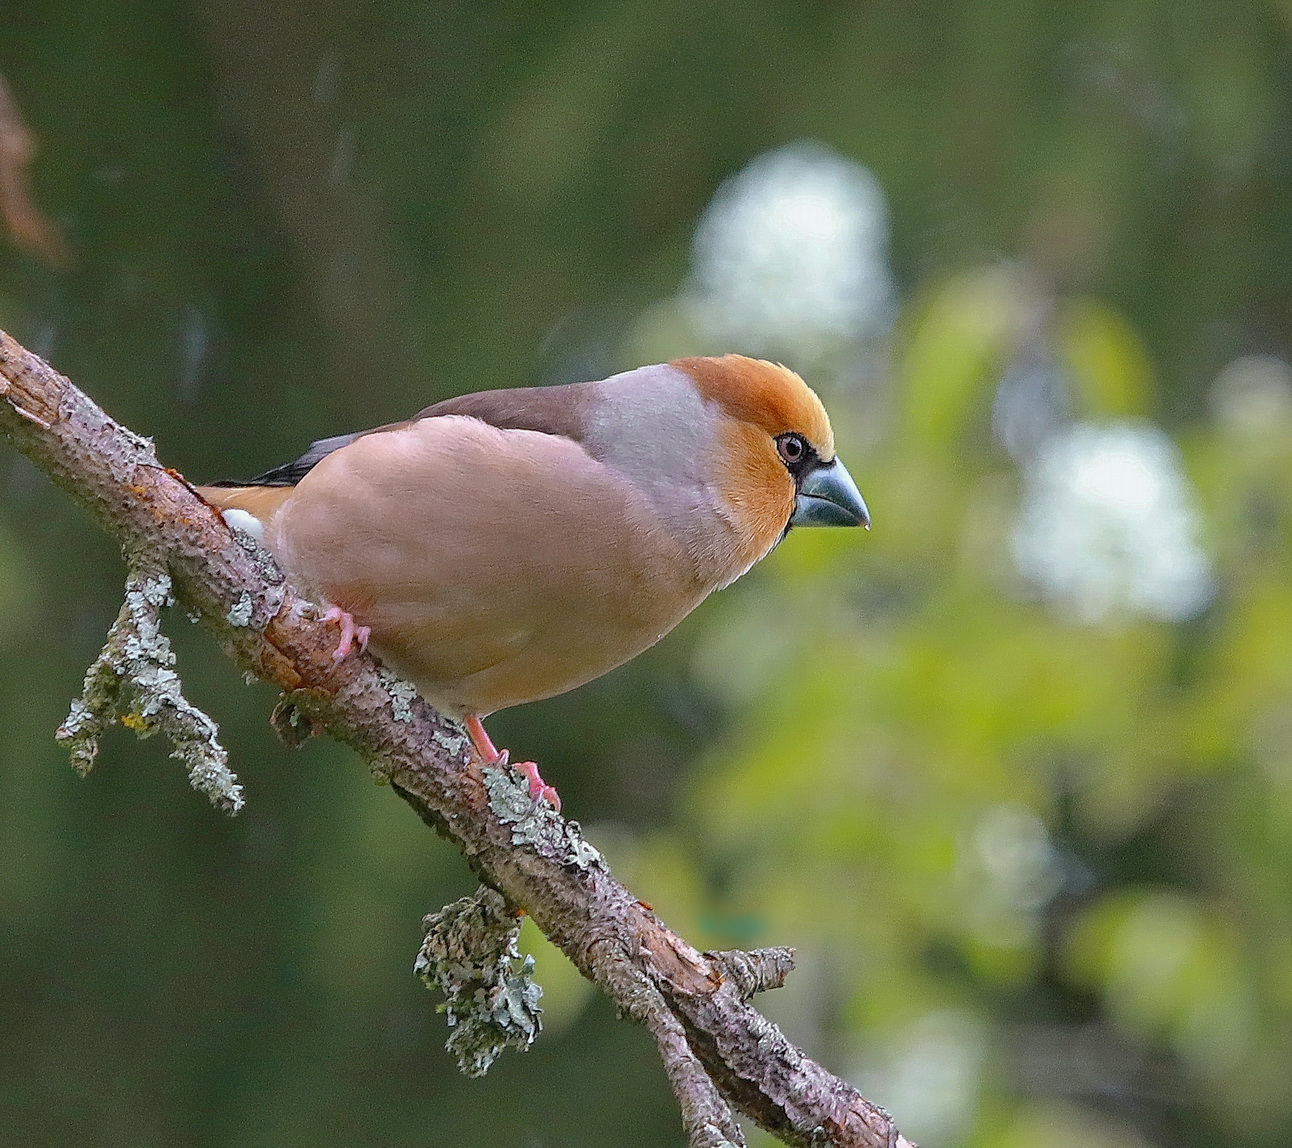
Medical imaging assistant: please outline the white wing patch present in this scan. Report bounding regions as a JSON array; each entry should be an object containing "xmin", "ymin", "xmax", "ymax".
[{"xmin": 221, "ymin": 507, "xmax": 266, "ymax": 544}]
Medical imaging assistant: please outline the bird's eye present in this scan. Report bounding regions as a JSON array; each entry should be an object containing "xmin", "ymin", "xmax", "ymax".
[{"xmin": 776, "ymin": 433, "xmax": 808, "ymax": 467}]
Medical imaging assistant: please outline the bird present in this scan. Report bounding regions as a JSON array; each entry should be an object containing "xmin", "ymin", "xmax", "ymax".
[{"xmin": 199, "ymin": 354, "xmax": 869, "ymax": 809}]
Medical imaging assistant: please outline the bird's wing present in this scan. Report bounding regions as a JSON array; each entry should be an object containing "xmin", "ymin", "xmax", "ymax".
[{"xmin": 206, "ymin": 382, "xmax": 598, "ymax": 490}]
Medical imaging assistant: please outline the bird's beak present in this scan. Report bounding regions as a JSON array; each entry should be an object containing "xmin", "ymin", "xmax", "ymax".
[{"xmin": 791, "ymin": 458, "xmax": 871, "ymax": 529}]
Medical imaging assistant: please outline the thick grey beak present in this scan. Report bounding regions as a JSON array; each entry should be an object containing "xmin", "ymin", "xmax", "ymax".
[{"xmin": 791, "ymin": 458, "xmax": 871, "ymax": 529}]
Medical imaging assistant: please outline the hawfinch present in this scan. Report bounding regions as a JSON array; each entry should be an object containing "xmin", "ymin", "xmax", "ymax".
[{"xmin": 200, "ymin": 355, "xmax": 868, "ymax": 808}]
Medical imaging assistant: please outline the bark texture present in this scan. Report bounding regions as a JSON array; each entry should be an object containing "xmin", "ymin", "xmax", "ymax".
[{"xmin": 0, "ymin": 328, "xmax": 914, "ymax": 1148}]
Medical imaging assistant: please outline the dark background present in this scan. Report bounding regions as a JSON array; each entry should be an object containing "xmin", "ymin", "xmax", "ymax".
[{"xmin": 4, "ymin": 3, "xmax": 1292, "ymax": 1146}]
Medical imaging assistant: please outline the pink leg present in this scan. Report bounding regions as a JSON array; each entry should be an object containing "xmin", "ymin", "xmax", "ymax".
[
  {"xmin": 321, "ymin": 605, "xmax": 371, "ymax": 664},
  {"xmin": 464, "ymin": 713, "xmax": 501, "ymax": 762},
  {"xmin": 464, "ymin": 714, "xmax": 561, "ymax": 812}
]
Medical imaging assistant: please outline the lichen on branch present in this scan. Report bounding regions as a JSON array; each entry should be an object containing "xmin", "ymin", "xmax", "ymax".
[
  {"xmin": 56, "ymin": 564, "xmax": 244, "ymax": 814},
  {"xmin": 414, "ymin": 885, "xmax": 544, "ymax": 1076}
]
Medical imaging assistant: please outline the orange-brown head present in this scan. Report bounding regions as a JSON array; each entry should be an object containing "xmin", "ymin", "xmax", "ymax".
[
  {"xmin": 671, "ymin": 355, "xmax": 867, "ymax": 577},
  {"xmin": 675, "ymin": 354, "xmax": 835, "ymax": 458}
]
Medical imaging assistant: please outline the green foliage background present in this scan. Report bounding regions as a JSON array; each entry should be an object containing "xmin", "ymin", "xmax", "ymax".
[{"xmin": 4, "ymin": 3, "xmax": 1292, "ymax": 1146}]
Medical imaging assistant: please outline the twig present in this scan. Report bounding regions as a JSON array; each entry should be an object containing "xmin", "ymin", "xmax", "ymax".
[
  {"xmin": 598, "ymin": 943, "xmax": 747, "ymax": 1147},
  {"xmin": 0, "ymin": 327, "xmax": 915, "ymax": 1148},
  {"xmin": 708, "ymin": 948, "xmax": 797, "ymax": 1000}
]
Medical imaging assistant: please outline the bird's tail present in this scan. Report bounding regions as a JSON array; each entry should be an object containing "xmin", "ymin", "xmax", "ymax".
[{"xmin": 196, "ymin": 484, "xmax": 294, "ymax": 524}]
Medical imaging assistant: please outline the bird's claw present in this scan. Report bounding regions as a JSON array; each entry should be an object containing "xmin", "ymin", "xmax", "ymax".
[
  {"xmin": 464, "ymin": 713, "xmax": 560, "ymax": 811},
  {"xmin": 514, "ymin": 759, "xmax": 561, "ymax": 812},
  {"xmin": 487, "ymin": 748, "xmax": 561, "ymax": 811},
  {"xmin": 321, "ymin": 605, "xmax": 371, "ymax": 663}
]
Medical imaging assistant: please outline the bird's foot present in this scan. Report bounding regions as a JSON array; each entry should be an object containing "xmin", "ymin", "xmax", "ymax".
[
  {"xmin": 320, "ymin": 605, "xmax": 371, "ymax": 663},
  {"xmin": 464, "ymin": 714, "xmax": 561, "ymax": 811},
  {"xmin": 513, "ymin": 757, "xmax": 561, "ymax": 812}
]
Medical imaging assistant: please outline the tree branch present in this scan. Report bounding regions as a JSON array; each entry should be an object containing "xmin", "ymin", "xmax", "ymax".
[{"xmin": 0, "ymin": 327, "xmax": 915, "ymax": 1148}]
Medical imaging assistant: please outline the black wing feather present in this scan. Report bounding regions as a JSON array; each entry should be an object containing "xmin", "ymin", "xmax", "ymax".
[{"xmin": 206, "ymin": 432, "xmax": 364, "ymax": 487}]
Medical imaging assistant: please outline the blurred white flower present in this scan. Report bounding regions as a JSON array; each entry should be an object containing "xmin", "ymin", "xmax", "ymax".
[
  {"xmin": 1209, "ymin": 353, "xmax": 1292, "ymax": 435},
  {"xmin": 974, "ymin": 803, "xmax": 1062, "ymax": 910},
  {"xmin": 683, "ymin": 140, "xmax": 895, "ymax": 362},
  {"xmin": 952, "ymin": 804, "xmax": 1065, "ymax": 952},
  {"xmin": 991, "ymin": 338, "xmax": 1072, "ymax": 461},
  {"xmin": 1011, "ymin": 422, "xmax": 1213, "ymax": 623},
  {"xmin": 854, "ymin": 1010, "xmax": 985, "ymax": 1146}
]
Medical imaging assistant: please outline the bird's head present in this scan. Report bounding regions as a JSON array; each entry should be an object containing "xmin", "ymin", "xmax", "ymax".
[{"xmin": 671, "ymin": 354, "xmax": 869, "ymax": 555}]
